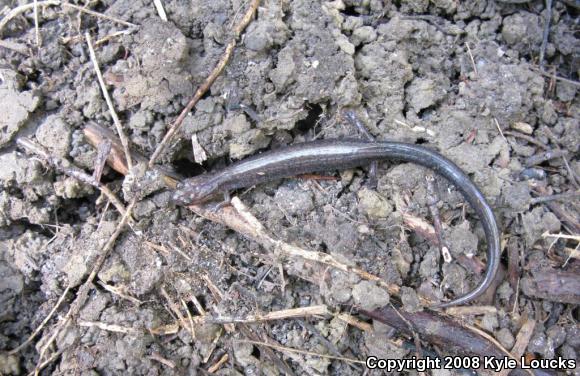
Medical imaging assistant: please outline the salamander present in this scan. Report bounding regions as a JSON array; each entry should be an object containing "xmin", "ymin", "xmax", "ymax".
[{"xmin": 171, "ymin": 139, "xmax": 501, "ymax": 308}]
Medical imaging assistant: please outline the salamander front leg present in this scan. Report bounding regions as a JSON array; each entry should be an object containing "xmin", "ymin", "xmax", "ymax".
[
  {"xmin": 210, "ymin": 191, "xmax": 232, "ymax": 212},
  {"xmin": 342, "ymin": 109, "xmax": 378, "ymax": 189}
]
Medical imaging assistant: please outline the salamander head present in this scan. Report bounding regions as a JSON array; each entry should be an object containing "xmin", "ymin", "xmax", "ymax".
[{"xmin": 171, "ymin": 175, "xmax": 220, "ymax": 206}]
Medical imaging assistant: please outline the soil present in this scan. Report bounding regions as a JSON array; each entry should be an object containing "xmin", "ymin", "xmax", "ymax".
[{"xmin": 0, "ymin": 0, "xmax": 579, "ymax": 375}]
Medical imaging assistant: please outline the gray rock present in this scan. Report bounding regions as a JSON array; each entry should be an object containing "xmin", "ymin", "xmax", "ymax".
[{"xmin": 352, "ymin": 280, "xmax": 390, "ymax": 310}]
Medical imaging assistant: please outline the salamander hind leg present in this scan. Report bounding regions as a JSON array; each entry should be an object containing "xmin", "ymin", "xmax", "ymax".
[
  {"xmin": 210, "ymin": 191, "xmax": 232, "ymax": 212},
  {"xmin": 342, "ymin": 109, "xmax": 378, "ymax": 189}
]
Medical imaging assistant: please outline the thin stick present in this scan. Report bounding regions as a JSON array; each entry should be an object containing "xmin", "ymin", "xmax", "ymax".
[
  {"xmin": 542, "ymin": 232, "xmax": 580, "ymax": 241},
  {"xmin": 153, "ymin": 0, "xmax": 167, "ymax": 21},
  {"xmin": 494, "ymin": 118, "xmax": 507, "ymax": 142},
  {"xmin": 0, "ymin": 39, "xmax": 30, "ymax": 55},
  {"xmin": 149, "ymin": 352, "xmax": 176, "ymax": 368},
  {"xmin": 531, "ymin": 190, "xmax": 580, "ymax": 204},
  {"xmin": 497, "ymin": 319, "xmax": 536, "ymax": 376},
  {"xmin": 0, "ymin": 1, "xmax": 137, "ymax": 33},
  {"xmin": 200, "ymin": 305, "xmax": 329, "ymax": 324},
  {"xmin": 532, "ymin": 67, "xmax": 580, "ymax": 87},
  {"xmin": 16, "ymin": 138, "xmax": 128, "ymax": 218},
  {"xmin": 208, "ymin": 353, "xmax": 228, "ymax": 373},
  {"xmin": 86, "ymin": 32, "xmax": 133, "ymax": 170},
  {"xmin": 0, "ymin": 0, "xmax": 59, "ymax": 33},
  {"xmin": 27, "ymin": 346, "xmax": 66, "ymax": 376},
  {"xmin": 33, "ymin": 198, "xmax": 137, "ymax": 373},
  {"xmin": 237, "ymin": 340, "xmax": 366, "ymax": 365},
  {"xmin": 465, "ymin": 42, "xmax": 478, "ymax": 77},
  {"xmin": 148, "ymin": 0, "xmax": 260, "ymax": 167},
  {"xmin": 9, "ymin": 285, "xmax": 70, "ymax": 354},
  {"xmin": 503, "ymin": 130, "xmax": 548, "ymax": 150},
  {"xmin": 78, "ymin": 320, "xmax": 140, "ymax": 334},
  {"xmin": 62, "ymin": 3, "xmax": 137, "ymax": 28}
]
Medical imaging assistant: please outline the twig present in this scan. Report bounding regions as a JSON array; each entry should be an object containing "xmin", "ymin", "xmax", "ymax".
[
  {"xmin": 148, "ymin": 0, "xmax": 260, "ymax": 167},
  {"xmin": 160, "ymin": 287, "xmax": 191, "ymax": 336},
  {"xmin": 465, "ymin": 42, "xmax": 478, "ymax": 77},
  {"xmin": 201, "ymin": 305, "xmax": 329, "ymax": 324},
  {"xmin": 0, "ymin": 1, "xmax": 136, "ymax": 33},
  {"xmin": 16, "ymin": 138, "xmax": 128, "ymax": 217},
  {"xmin": 494, "ymin": 118, "xmax": 507, "ymax": 143},
  {"xmin": 335, "ymin": 313, "xmax": 372, "ymax": 332},
  {"xmin": 86, "ymin": 32, "xmax": 133, "ymax": 170},
  {"xmin": 27, "ymin": 346, "xmax": 66, "ymax": 376},
  {"xmin": 9, "ymin": 285, "xmax": 71, "ymax": 354},
  {"xmin": 445, "ymin": 306, "xmax": 498, "ymax": 316},
  {"xmin": 33, "ymin": 198, "xmax": 137, "ymax": 372},
  {"xmin": 524, "ymin": 149, "xmax": 568, "ymax": 167},
  {"xmin": 153, "ymin": 0, "xmax": 167, "ymax": 21},
  {"xmin": 531, "ymin": 190, "xmax": 580, "ymax": 204},
  {"xmin": 0, "ymin": 0, "xmax": 59, "ymax": 33},
  {"xmin": 237, "ymin": 340, "xmax": 366, "ymax": 365},
  {"xmin": 497, "ymin": 319, "xmax": 535, "ymax": 376},
  {"xmin": 78, "ymin": 320, "xmax": 140, "ymax": 334},
  {"xmin": 542, "ymin": 126, "xmax": 579, "ymax": 188},
  {"xmin": 97, "ymin": 280, "xmax": 142, "ymax": 305},
  {"xmin": 531, "ymin": 67, "xmax": 580, "ymax": 87},
  {"xmin": 542, "ymin": 232, "xmax": 580, "ymax": 241},
  {"xmin": 149, "ymin": 352, "xmax": 175, "ymax": 368},
  {"xmin": 0, "ymin": 39, "xmax": 30, "ymax": 55},
  {"xmin": 503, "ymin": 130, "xmax": 548, "ymax": 150},
  {"xmin": 62, "ymin": 3, "xmax": 137, "ymax": 28},
  {"xmin": 208, "ymin": 353, "xmax": 228, "ymax": 373}
]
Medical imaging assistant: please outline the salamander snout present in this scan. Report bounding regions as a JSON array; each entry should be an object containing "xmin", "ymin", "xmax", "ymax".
[{"xmin": 171, "ymin": 177, "xmax": 220, "ymax": 206}]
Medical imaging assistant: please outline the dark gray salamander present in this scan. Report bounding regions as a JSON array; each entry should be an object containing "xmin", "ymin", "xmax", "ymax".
[{"xmin": 172, "ymin": 140, "xmax": 501, "ymax": 308}]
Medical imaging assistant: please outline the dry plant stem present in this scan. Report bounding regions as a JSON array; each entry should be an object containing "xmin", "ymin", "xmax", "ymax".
[
  {"xmin": 27, "ymin": 347, "xmax": 66, "ymax": 376},
  {"xmin": 149, "ymin": 352, "xmax": 175, "ymax": 368},
  {"xmin": 8, "ymin": 285, "xmax": 71, "ymax": 354},
  {"xmin": 78, "ymin": 320, "xmax": 139, "ymax": 334},
  {"xmin": 153, "ymin": 0, "xmax": 167, "ymax": 21},
  {"xmin": 497, "ymin": 319, "xmax": 536, "ymax": 376},
  {"xmin": 445, "ymin": 305, "xmax": 498, "ymax": 316},
  {"xmin": 160, "ymin": 287, "xmax": 192, "ymax": 336},
  {"xmin": 34, "ymin": 198, "xmax": 137, "ymax": 371},
  {"xmin": 0, "ymin": 1, "xmax": 136, "ymax": 32},
  {"xmin": 200, "ymin": 197, "xmax": 410, "ymax": 302},
  {"xmin": 16, "ymin": 138, "xmax": 128, "ymax": 217},
  {"xmin": 237, "ymin": 340, "xmax": 366, "ymax": 365},
  {"xmin": 542, "ymin": 232, "xmax": 580, "ymax": 241},
  {"xmin": 0, "ymin": 39, "xmax": 30, "ymax": 55},
  {"xmin": 465, "ymin": 42, "xmax": 478, "ymax": 77},
  {"xmin": 531, "ymin": 66, "xmax": 580, "ymax": 87},
  {"xmin": 208, "ymin": 353, "xmax": 229, "ymax": 373},
  {"xmin": 0, "ymin": 0, "xmax": 60, "ymax": 32},
  {"xmin": 531, "ymin": 190, "xmax": 580, "ymax": 204},
  {"xmin": 148, "ymin": 0, "xmax": 260, "ymax": 167},
  {"xmin": 503, "ymin": 130, "xmax": 549, "ymax": 150},
  {"xmin": 335, "ymin": 313, "xmax": 372, "ymax": 332},
  {"xmin": 86, "ymin": 32, "xmax": 133, "ymax": 170},
  {"xmin": 62, "ymin": 3, "xmax": 137, "ymax": 27},
  {"xmin": 201, "ymin": 305, "xmax": 329, "ymax": 324}
]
